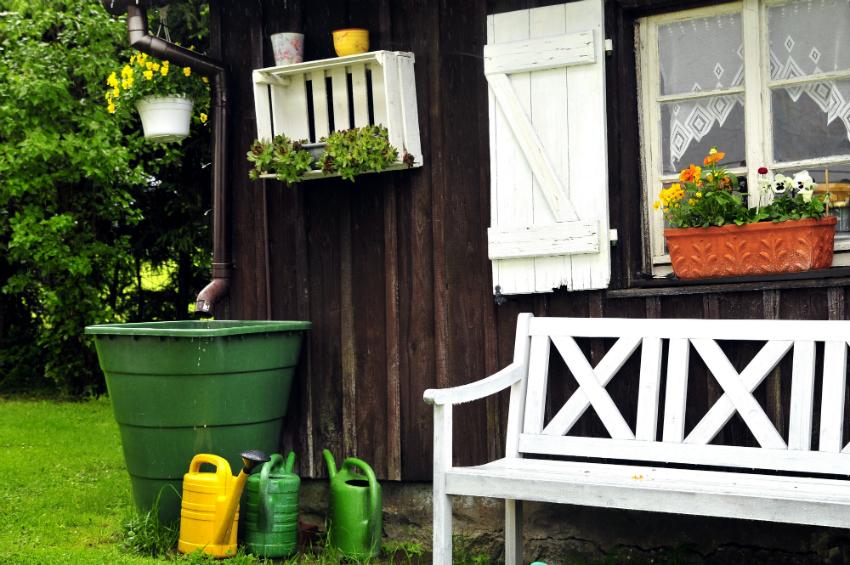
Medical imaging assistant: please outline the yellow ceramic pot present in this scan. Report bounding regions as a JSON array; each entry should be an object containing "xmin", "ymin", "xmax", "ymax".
[{"xmin": 333, "ymin": 28, "xmax": 369, "ymax": 56}]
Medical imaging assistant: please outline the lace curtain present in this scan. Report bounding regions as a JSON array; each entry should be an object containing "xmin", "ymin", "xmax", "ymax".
[{"xmin": 659, "ymin": 0, "xmax": 850, "ymax": 172}]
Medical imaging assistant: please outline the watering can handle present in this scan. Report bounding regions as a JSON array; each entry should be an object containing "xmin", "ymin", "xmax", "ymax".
[
  {"xmin": 258, "ymin": 453, "xmax": 285, "ymax": 532},
  {"xmin": 343, "ymin": 458, "xmax": 380, "ymax": 548},
  {"xmin": 188, "ymin": 453, "xmax": 231, "ymax": 479}
]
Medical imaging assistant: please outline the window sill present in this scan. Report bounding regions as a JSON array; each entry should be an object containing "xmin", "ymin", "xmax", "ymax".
[{"xmin": 607, "ymin": 267, "xmax": 850, "ymax": 298}]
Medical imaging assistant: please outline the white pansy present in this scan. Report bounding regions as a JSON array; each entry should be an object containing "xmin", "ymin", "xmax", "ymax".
[
  {"xmin": 793, "ymin": 170, "xmax": 816, "ymax": 191},
  {"xmin": 799, "ymin": 187, "xmax": 814, "ymax": 202}
]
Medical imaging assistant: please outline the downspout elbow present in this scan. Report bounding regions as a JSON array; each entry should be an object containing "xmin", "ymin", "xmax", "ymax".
[{"xmin": 195, "ymin": 275, "xmax": 229, "ymax": 316}]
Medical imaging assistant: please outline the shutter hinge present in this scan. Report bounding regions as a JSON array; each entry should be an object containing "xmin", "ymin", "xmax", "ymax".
[
  {"xmin": 609, "ymin": 229, "xmax": 618, "ymax": 245},
  {"xmin": 604, "ymin": 38, "xmax": 614, "ymax": 54}
]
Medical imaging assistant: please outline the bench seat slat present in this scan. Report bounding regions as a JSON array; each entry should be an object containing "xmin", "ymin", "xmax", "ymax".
[
  {"xmin": 517, "ymin": 434, "xmax": 850, "ymax": 475},
  {"xmin": 446, "ymin": 458, "xmax": 850, "ymax": 528}
]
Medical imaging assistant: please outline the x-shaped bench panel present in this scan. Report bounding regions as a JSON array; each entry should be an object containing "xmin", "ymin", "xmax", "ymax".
[
  {"xmin": 545, "ymin": 335, "xmax": 638, "ymax": 439},
  {"xmin": 686, "ymin": 339, "xmax": 789, "ymax": 449}
]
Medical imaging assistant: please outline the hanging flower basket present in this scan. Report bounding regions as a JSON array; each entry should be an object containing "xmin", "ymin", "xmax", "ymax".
[
  {"xmin": 665, "ymin": 216, "xmax": 836, "ymax": 279},
  {"xmin": 105, "ymin": 50, "xmax": 209, "ymax": 143},
  {"xmin": 135, "ymin": 95, "xmax": 194, "ymax": 143}
]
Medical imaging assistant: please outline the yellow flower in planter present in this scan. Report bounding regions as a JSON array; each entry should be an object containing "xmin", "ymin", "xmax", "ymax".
[
  {"xmin": 104, "ymin": 49, "xmax": 210, "ymax": 124},
  {"xmin": 199, "ymin": 113, "xmax": 208, "ymax": 124},
  {"xmin": 107, "ymin": 102, "xmax": 116, "ymax": 114}
]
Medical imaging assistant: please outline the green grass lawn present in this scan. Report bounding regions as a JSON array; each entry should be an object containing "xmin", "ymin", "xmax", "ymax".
[
  {"xmin": 0, "ymin": 398, "xmax": 436, "ymax": 564},
  {"xmin": 0, "ymin": 397, "xmax": 160, "ymax": 564}
]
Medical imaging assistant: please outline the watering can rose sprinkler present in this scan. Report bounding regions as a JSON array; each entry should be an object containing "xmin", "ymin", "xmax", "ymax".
[
  {"xmin": 177, "ymin": 450, "xmax": 270, "ymax": 558},
  {"xmin": 323, "ymin": 449, "xmax": 382, "ymax": 559}
]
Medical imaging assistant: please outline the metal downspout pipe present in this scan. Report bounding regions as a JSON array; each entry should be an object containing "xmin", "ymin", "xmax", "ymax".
[{"xmin": 122, "ymin": 5, "xmax": 231, "ymax": 315}]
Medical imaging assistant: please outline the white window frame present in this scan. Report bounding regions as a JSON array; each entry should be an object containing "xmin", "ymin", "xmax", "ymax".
[{"xmin": 638, "ymin": 0, "xmax": 850, "ymax": 277}]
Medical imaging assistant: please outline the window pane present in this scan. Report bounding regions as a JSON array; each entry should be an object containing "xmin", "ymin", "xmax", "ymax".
[
  {"xmin": 658, "ymin": 13, "xmax": 743, "ymax": 96},
  {"xmin": 771, "ymin": 80, "xmax": 850, "ymax": 162},
  {"xmin": 768, "ymin": 1, "xmax": 850, "ymax": 80},
  {"xmin": 661, "ymin": 95, "xmax": 746, "ymax": 175}
]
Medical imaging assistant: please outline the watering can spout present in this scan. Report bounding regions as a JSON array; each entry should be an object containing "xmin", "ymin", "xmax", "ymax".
[
  {"xmin": 212, "ymin": 450, "xmax": 270, "ymax": 545},
  {"xmin": 323, "ymin": 449, "xmax": 337, "ymax": 479}
]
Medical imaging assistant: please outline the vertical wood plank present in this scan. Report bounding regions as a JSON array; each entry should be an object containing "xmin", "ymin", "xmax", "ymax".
[
  {"xmin": 253, "ymin": 80, "xmax": 273, "ymax": 139},
  {"xmin": 505, "ymin": 499, "xmax": 523, "ymax": 565},
  {"xmin": 273, "ymin": 74, "xmax": 310, "ymax": 139},
  {"xmin": 310, "ymin": 69, "xmax": 330, "ymax": 140},
  {"xmin": 330, "ymin": 66, "xmax": 351, "ymax": 131},
  {"xmin": 564, "ymin": 0, "xmax": 610, "ymax": 290},
  {"xmin": 398, "ymin": 55, "xmax": 423, "ymax": 161},
  {"xmin": 432, "ymin": 403, "xmax": 453, "ymax": 564},
  {"xmin": 529, "ymin": 4, "xmax": 573, "ymax": 292},
  {"xmin": 505, "ymin": 313, "xmax": 533, "ymax": 457},
  {"xmin": 636, "ymin": 337, "xmax": 663, "ymax": 441},
  {"xmin": 820, "ymin": 341, "xmax": 848, "ymax": 452},
  {"xmin": 490, "ymin": 8, "xmax": 536, "ymax": 293},
  {"xmin": 340, "ymin": 201, "xmax": 357, "ymax": 457},
  {"xmin": 788, "ymin": 340, "xmax": 816, "ymax": 451},
  {"xmin": 384, "ymin": 184, "xmax": 402, "ymax": 480},
  {"xmin": 663, "ymin": 338, "xmax": 690, "ymax": 443},
  {"xmin": 351, "ymin": 63, "xmax": 370, "ymax": 127},
  {"xmin": 828, "ymin": 287, "xmax": 846, "ymax": 321},
  {"xmin": 522, "ymin": 335, "xmax": 551, "ymax": 434},
  {"xmin": 762, "ymin": 289, "xmax": 783, "ymax": 445}
]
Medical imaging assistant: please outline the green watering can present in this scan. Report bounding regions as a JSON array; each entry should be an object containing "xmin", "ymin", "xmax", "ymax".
[
  {"xmin": 323, "ymin": 449, "xmax": 382, "ymax": 559},
  {"xmin": 240, "ymin": 452, "xmax": 300, "ymax": 558}
]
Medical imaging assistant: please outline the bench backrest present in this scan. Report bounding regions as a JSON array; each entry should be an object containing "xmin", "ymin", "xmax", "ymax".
[{"xmin": 510, "ymin": 314, "xmax": 850, "ymax": 475}]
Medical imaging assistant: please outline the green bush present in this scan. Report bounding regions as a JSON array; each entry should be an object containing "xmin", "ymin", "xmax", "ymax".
[{"xmin": 0, "ymin": 0, "xmax": 211, "ymax": 394}]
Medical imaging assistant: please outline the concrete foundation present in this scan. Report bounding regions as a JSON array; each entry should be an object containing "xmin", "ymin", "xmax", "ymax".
[{"xmin": 300, "ymin": 480, "xmax": 850, "ymax": 564}]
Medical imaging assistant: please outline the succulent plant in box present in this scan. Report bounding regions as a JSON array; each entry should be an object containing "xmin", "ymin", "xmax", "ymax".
[
  {"xmin": 247, "ymin": 135, "xmax": 314, "ymax": 184},
  {"xmin": 320, "ymin": 125, "xmax": 399, "ymax": 181}
]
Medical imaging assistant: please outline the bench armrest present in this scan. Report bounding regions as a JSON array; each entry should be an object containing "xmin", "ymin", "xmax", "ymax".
[{"xmin": 423, "ymin": 363, "xmax": 525, "ymax": 406}]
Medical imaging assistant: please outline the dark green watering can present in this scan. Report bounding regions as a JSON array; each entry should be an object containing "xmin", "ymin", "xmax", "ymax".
[
  {"xmin": 240, "ymin": 452, "xmax": 300, "ymax": 558},
  {"xmin": 323, "ymin": 449, "xmax": 382, "ymax": 559}
]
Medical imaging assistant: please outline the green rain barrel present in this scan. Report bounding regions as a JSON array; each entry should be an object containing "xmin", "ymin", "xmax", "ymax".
[{"xmin": 85, "ymin": 320, "xmax": 311, "ymax": 523}]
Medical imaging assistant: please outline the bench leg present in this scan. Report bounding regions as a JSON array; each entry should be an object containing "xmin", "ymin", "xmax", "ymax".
[
  {"xmin": 505, "ymin": 499, "xmax": 523, "ymax": 565},
  {"xmin": 433, "ymin": 488, "xmax": 452, "ymax": 564}
]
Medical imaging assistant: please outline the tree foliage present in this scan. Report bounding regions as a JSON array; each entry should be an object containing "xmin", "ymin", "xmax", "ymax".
[{"xmin": 0, "ymin": 0, "xmax": 211, "ymax": 394}]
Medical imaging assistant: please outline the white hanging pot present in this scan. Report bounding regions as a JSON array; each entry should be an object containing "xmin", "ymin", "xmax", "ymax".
[{"xmin": 135, "ymin": 95, "xmax": 193, "ymax": 142}]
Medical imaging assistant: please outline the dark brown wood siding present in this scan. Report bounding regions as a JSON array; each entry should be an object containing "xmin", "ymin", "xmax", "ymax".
[{"xmin": 212, "ymin": 0, "xmax": 850, "ymax": 481}]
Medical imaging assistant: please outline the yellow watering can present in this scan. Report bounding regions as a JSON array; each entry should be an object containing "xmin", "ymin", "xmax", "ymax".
[{"xmin": 178, "ymin": 450, "xmax": 270, "ymax": 558}]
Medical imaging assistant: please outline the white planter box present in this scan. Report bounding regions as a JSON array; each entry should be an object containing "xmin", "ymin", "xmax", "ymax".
[{"xmin": 252, "ymin": 51, "xmax": 422, "ymax": 181}]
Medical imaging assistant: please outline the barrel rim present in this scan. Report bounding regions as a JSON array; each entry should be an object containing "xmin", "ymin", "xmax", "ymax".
[{"xmin": 85, "ymin": 320, "xmax": 311, "ymax": 337}]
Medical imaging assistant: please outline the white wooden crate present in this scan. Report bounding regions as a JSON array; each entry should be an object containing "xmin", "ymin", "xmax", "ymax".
[{"xmin": 252, "ymin": 51, "xmax": 422, "ymax": 181}]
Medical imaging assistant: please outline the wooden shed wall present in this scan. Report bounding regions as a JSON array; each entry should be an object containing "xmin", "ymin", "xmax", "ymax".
[{"xmin": 211, "ymin": 0, "xmax": 850, "ymax": 481}]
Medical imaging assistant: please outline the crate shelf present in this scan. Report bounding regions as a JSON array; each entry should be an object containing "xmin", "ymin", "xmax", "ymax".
[{"xmin": 252, "ymin": 51, "xmax": 422, "ymax": 181}]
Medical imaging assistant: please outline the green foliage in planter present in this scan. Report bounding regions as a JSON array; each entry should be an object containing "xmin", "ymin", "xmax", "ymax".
[
  {"xmin": 246, "ymin": 135, "xmax": 314, "ymax": 183},
  {"xmin": 0, "ymin": 0, "xmax": 212, "ymax": 395},
  {"xmin": 321, "ymin": 125, "xmax": 399, "ymax": 181},
  {"xmin": 656, "ymin": 148, "xmax": 829, "ymax": 229}
]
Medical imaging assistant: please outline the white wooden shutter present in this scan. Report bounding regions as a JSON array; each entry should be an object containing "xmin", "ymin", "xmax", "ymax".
[{"xmin": 486, "ymin": 0, "xmax": 611, "ymax": 295}]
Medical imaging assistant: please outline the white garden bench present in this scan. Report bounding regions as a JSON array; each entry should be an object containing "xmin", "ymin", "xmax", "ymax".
[{"xmin": 424, "ymin": 314, "xmax": 850, "ymax": 564}]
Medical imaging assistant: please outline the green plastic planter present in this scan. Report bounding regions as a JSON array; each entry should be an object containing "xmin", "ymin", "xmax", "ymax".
[{"xmin": 85, "ymin": 320, "xmax": 311, "ymax": 523}]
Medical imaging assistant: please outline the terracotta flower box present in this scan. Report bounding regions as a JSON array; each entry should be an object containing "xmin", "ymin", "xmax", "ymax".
[{"xmin": 664, "ymin": 216, "xmax": 837, "ymax": 280}]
